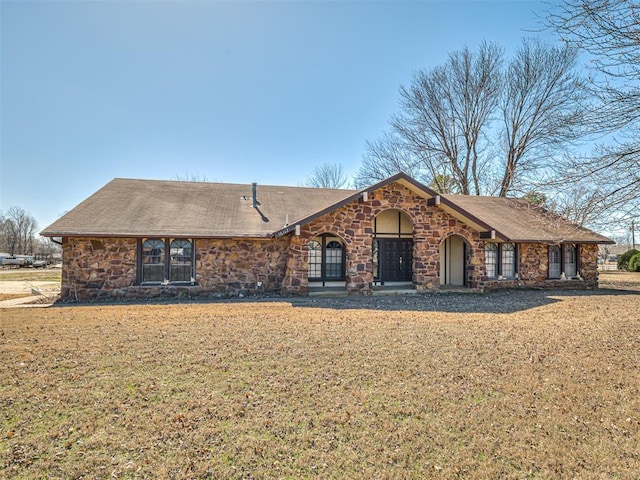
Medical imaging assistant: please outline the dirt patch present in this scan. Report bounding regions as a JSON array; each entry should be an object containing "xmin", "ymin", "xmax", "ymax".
[
  {"xmin": 0, "ymin": 293, "xmax": 32, "ymax": 302},
  {"xmin": 599, "ymin": 270, "xmax": 640, "ymax": 291},
  {"xmin": 1, "ymin": 283, "xmax": 638, "ymax": 478}
]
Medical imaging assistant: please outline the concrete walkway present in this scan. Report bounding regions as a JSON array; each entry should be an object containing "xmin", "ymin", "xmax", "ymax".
[{"xmin": 0, "ymin": 281, "xmax": 60, "ymax": 308}]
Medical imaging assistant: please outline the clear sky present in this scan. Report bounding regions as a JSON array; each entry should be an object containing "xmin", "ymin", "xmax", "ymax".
[{"xmin": 1, "ymin": 0, "xmax": 556, "ymax": 231}]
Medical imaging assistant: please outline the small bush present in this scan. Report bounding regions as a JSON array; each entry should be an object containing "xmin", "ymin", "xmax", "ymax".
[
  {"xmin": 617, "ymin": 249, "xmax": 640, "ymax": 270},
  {"xmin": 629, "ymin": 252, "xmax": 640, "ymax": 272}
]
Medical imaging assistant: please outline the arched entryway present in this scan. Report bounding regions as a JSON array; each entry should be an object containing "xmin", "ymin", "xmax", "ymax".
[
  {"xmin": 373, "ymin": 209, "xmax": 414, "ymax": 285},
  {"xmin": 308, "ymin": 234, "xmax": 345, "ymax": 287},
  {"xmin": 439, "ymin": 235, "xmax": 467, "ymax": 286}
]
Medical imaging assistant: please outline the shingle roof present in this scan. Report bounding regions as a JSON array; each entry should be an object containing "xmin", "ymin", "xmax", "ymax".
[
  {"xmin": 440, "ymin": 194, "xmax": 613, "ymax": 244},
  {"xmin": 41, "ymin": 173, "xmax": 612, "ymax": 244},
  {"xmin": 41, "ymin": 178, "xmax": 357, "ymax": 238}
]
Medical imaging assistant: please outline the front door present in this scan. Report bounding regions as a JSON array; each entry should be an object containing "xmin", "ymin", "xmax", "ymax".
[
  {"xmin": 439, "ymin": 235, "xmax": 466, "ymax": 286},
  {"xmin": 378, "ymin": 239, "xmax": 413, "ymax": 282}
]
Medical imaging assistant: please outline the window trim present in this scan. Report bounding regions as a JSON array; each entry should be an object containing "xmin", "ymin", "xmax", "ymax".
[
  {"xmin": 484, "ymin": 242, "xmax": 518, "ymax": 279},
  {"xmin": 138, "ymin": 237, "xmax": 196, "ymax": 285},
  {"xmin": 548, "ymin": 243, "xmax": 581, "ymax": 279},
  {"xmin": 307, "ymin": 234, "xmax": 345, "ymax": 282}
]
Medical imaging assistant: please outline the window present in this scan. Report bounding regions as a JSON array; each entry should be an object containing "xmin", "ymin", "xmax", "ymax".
[
  {"xmin": 325, "ymin": 241, "xmax": 343, "ymax": 279},
  {"xmin": 307, "ymin": 236, "xmax": 344, "ymax": 281},
  {"xmin": 564, "ymin": 244, "xmax": 577, "ymax": 277},
  {"xmin": 549, "ymin": 245, "xmax": 561, "ymax": 279},
  {"xmin": 548, "ymin": 244, "xmax": 580, "ymax": 279},
  {"xmin": 170, "ymin": 239, "xmax": 193, "ymax": 282},
  {"xmin": 501, "ymin": 243, "xmax": 516, "ymax": 278},
  {"xmin": 142, "ymin": 239, "xmax": 165, "ymax": 283},
  {"xmin": 308, "ymin": 240, "xmax": 322, "ymax": 278},
  {"xmin": 484, "ymin": 242, "xmax": 517, "ymax": 278},
  {"xmin": 140, "ymin": 238, "xmax": 194, "ymax": 284},
  {"xmin": 485, "ymin": 243, "xmax": 498, "ymax": 278}
]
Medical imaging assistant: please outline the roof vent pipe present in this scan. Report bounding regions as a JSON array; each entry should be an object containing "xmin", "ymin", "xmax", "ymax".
[{"xmin": 252, "ymin": 182, "xmax": 258, "ymax": 208}]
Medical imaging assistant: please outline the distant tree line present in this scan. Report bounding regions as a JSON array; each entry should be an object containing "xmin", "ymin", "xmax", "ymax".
[{"xmin": 0, "ymin": 206, "xmax": 59, "ymax": 257}]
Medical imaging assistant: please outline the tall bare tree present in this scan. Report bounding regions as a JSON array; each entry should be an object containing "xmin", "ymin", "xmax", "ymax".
[
  {"xmin": 499, "ymin": 38, "xmax": 588, "ymax": 196},
  {"xmin": 392, "ymin": 41, "xmax": 503, "ymax": 195},
  {"xmin": 546, "ymin": 0, "xmax": 640, "ymax": 223},
  {"xmin": 304, "ymin": 162, "xmax": 349, "ymax": 189},
  {"xmin": 357, "ymin": 39, "xmax": 591, "ymax": 199}
]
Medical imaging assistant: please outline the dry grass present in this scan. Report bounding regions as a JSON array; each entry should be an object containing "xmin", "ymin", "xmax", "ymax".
[
  {"xmin": 0, "ymin": 293, "xmax": 32, "ymax": 302},
  {"xmin": 1, "ymin": 282, "xmax": 639, "ymax": 478},
  {"xmin": 0, "ymin": 268, "xmax": 62, "ymax": 283}
]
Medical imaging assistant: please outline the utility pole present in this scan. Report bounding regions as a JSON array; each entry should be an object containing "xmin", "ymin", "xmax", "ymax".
[{"xmin": 632, "ymin": 220, "xmax": 636, "ymax": 250}]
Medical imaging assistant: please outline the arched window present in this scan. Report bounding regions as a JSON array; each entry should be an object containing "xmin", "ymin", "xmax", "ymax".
[
  {"xmin": 140, "ymin": 238, "xmax": 195, "ymax": 284},
  {"xmin": 142, "ymin": 238, "xmax": 165, "ymax": 283},
  {"xmin": 307, "ymin": 236, "xmax": 344, "ymax": 281},
  {"xmin": 484, "ymin": 242, "xmax": 517, "ymax": 279},
  {"xmin": 501, "ymin": 243, "xmax": 516, "ymax": 278},
  {"xmin": 308, "ymin": 240, "xmax": 322, "ymax": 278},
  {"xmin": 485, "ymin": 243, "xmax": 498, "ymax": 278},
  {"xmin": 170, "ymin": 239, "xmax": 193, "ymax": 282}
]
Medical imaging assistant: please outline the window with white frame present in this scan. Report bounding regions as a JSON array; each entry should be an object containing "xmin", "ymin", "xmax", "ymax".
[
  {"xmin": 564, "ymin": 244, "xmax": 577, "ymax": 277},
  {"xmin": 501, "ymin": 243, "xmax": 516, "ymax": 278},
  {"xmin": 484, "ymin": 242, "xmax": 518, "ymax": 278},
  {"xmin": 548, "ymin": 244, "xmax": 580, "ymax": 279},
  {"xmin": 485, "ymin": 243, "xmax": 499, "ymax": 278},
  {"xmin": 549, "ymin": 245, "xmax": 562, "ymax": 279}
]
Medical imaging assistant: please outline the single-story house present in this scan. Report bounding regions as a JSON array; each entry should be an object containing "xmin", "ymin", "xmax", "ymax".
[{"xmin": 41, "ymin": 172, "xmax": 613, "ymax": 300}]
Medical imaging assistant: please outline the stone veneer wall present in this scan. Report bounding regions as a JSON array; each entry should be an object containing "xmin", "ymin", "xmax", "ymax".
[
  {"xmin": 60, "ymin": 236, "xmax": 290, "ymax": 300},
  {"xmin": 478, "ymin": 242, "xmax": 599, "ymax": 291},
  {"xmin": 281, "ymin": 182, "xmax": 485, "ymax": 295},
  {"xmin": 61, "ymin": 237, "xmax": 138, "ymax": 300},
  {"xmin": 195, "ymin": 237, "xmax": 290, "ymax": 295}
]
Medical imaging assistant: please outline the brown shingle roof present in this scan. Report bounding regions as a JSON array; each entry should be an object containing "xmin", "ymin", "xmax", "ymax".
[
  {"xmin": 41, "ymin": 178, "xmax": 357, "ymax": 238},
  {"xmin": 41, "ymin": 173, "xmax": 612, "ymax": 244},
  {"xmin": 440, "ymin": 194, "xmax": 613, "ymax": 244}
]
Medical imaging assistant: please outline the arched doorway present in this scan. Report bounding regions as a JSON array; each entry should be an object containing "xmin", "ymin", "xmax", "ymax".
[
  {"xmin": 439, "ymin": 235, "xmax": 467, "ymax": 286},
  {"xmin": 373, "ymin": 209, "xmax": 414, "ymax": 284},
  {"xmin": 308, "ymin": 234, "xmax": 345, "ymax": 286}
]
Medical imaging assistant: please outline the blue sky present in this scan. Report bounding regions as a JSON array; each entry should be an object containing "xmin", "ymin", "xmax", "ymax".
[{"xmin": 1, "ymin": 0, "xmax": 556, "ymax": 231}]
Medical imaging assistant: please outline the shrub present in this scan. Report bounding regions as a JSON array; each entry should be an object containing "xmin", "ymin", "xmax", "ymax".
[
  {"xmin": 629, "ymin": 252, "xmax": 640, "ymax": 272},
  {"xmin": 617, "ymin": 249, "xmax": 640, "ymax": 271}
]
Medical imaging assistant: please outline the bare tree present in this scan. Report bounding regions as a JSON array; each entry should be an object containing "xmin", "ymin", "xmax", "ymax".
[
  {"xmin": 304, "ymin": 162, "xmax": 349, "ymax": 189},
  {"xmin": 359, "ymin": 39, "xmax": 590, "ymax": 199},
  {"xmin": 392, "ymin": 41, "xmax": 503, "ymax": 195},
  {"xmin": 546, "ymin": 0, "xmax": 640, "ymax": 223},
  {"xmin": 498, "ymin": 38, "xmax": 589, "ymax": 196},
  {"xmin": 0, "ymin": 206, "xmax": 38, "ymax": 255},
  {"xmin": 173, "ymin": 173, "xmax": 209, "ymax": 182},
  {"xmin": 353, "ymin": 131, "xmax": 422, "ymax": 188}
]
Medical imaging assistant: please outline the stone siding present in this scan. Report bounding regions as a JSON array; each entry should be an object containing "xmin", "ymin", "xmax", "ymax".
[
  {"xmin": 61, "ymin": 237, "xmax": 138, "ymax": 300},
  {"xmin": 282, "ymin": 182, "xmax": 485, "ymax": 294},
  {"xmin": 195, "ymin": 237, "xmax": 290, "ymax": 295},
  {"xmin": 60, "ymin": 236, "xmax": 290, "ymax": 300},
  {"xmin": 478, "ymin": 242, "xmax": 599, "ymax": 291}
]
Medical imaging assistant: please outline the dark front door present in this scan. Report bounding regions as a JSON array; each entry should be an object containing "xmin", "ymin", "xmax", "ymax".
[{"xmin": 378, "ymin": 239, "xmax": 413, "ymax": 282}]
